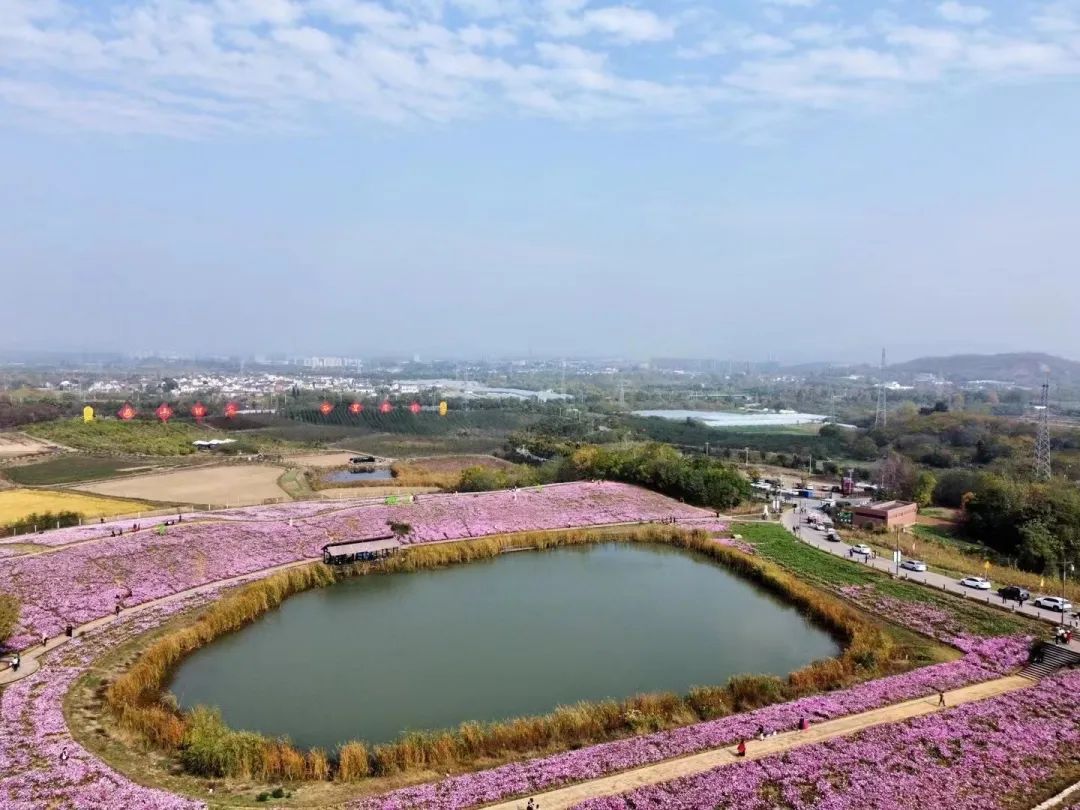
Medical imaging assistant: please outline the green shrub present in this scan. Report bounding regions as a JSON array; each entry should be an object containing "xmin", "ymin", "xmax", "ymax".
[{"xmin": 0, "ymin": 593, "xmax": 19, "ymax": 646}]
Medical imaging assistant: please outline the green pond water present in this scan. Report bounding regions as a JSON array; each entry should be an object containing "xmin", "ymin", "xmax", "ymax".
[{"xmin": 170, "ymin": 543, "xmax": 840, "ymax": 750}]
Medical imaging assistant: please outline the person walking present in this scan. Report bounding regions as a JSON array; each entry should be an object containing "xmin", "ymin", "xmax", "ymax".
[
  {"xmin": 736, "ymin": 740, "xmax": 747, "ymax": 757},
  {"xmin": 938, "ymin": 689, "xmax": 946, "ymax": 707},
  {"xmin": 798, "ymin": 717, "xmax": 809, "ymax": 731},
  {"xmin": 60, "ymin": 747, "xmax": 69, "ymax": 763},
  {"xmin": 11, "ymin": 653, "xmax": 19, "ymax": 673}
]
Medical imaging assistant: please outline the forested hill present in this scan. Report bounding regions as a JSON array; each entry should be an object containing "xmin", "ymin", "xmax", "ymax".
[{"xmin": 887, "ymin": 353, "xmax": 1080, "ymax": 386}]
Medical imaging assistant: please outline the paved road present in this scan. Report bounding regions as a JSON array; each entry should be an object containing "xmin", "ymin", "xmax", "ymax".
[{"xmin": 779, "ymin": 500, "xmax": 1078, "ymax": 633}]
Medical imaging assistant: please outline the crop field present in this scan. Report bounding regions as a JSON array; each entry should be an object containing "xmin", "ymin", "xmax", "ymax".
[
  {"xmin": 0, "ymin": 488, "xmax": 146, "ymax": 524},
  {"xmin": 2, "ymin": 455, "xmax": 185, "ymax": 486},
  {"xmin": 0, "ymin": 433, "xmax": 53, "ymax": 459},
  {"xmin": 402, "ymin": 454, "xmax": 515, "ymax": 474},
  {"xmin": 74, "ymin": 464, "xmax": 287, "ymax": 506}
]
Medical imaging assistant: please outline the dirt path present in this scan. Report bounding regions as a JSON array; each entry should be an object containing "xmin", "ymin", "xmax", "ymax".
[{"xmin": 481, "ymin": 676, "xmax": 1032, "ymax": 810}]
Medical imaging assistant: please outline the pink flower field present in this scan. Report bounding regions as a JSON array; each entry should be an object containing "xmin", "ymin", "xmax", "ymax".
[
  {"xmin": 0, "ymin": 485, "xmax": 1067, "ymax": 810},
  {"xmin": 574, "ymin": 669, "xmax": 1080, "ymax": 810},
  {"xmin": 0, "ymin": 483, "xmax": 713, "ymax": 648}
]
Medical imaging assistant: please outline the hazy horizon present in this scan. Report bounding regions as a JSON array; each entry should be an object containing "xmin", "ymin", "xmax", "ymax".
[{"xmin": 2, "ymin": 0, "xmax": 1078, "ymax": 363}]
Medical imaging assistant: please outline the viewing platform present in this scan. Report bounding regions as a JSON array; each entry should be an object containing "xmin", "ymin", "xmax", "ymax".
[{"xmin": 322, "ymin": 536, "xmax": 402, "ymax": 565}]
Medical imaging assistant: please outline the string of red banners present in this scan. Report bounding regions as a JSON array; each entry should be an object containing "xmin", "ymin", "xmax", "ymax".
[{"xmin": 115, "ymin": 399, "xmax": 443, "ymax": 423}]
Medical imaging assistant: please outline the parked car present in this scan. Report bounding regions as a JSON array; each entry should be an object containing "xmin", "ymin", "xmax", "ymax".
[
  {"xmin": 1033, "ymin": 596, "xmax": 1073, "ymax": 612},
  {"xmin": 851, "ymin": 544, "xmax": 872, "ymax": 556},
  {"xmin": 959, "ymin": 576, "xmax": 992, "ymax": 590},
  {"xmin": 997, "ymin": 586, "xmax": 1030, "ymax": 602},
  {"xmin": 900, "ymin": 559, "xmax": 927, "ymax": 572}
]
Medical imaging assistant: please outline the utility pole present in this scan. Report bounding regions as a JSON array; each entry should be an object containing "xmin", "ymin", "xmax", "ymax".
[{"xmin": 1035, "ymin": 379, "xmax": 1052, "ymax": 480}]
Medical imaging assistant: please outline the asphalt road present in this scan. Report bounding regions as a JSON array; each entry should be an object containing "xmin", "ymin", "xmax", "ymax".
[{"xmin": 778, "ymin": 500, "xmax": 1077, "ymax": 632}]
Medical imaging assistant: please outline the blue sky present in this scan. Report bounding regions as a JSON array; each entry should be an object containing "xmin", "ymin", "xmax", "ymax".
[{"xmin": 1, "ymin": 0, "xmax": 1079, "ymax": 362}]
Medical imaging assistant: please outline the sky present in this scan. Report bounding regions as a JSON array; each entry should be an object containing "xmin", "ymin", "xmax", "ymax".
[{"xmin": 1, "ymin": 0, "xmax": 1079, "ymax": 364}]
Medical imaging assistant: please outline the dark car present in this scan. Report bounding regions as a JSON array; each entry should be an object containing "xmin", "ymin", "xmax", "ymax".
[{"xmin": 998, "ymin": 585, "xmax": 1030, "ymax": 602}]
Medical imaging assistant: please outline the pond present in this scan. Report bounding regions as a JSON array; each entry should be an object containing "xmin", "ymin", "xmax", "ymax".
[
  {"xmin": 325, "ymin": 469, "xmax": 393, "ymax": 483},
  {"xmin": 169, "ymin": 544, "xmax": 841, "ymax": 750}
]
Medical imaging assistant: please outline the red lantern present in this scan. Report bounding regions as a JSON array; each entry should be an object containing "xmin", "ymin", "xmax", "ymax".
[
  {"xmin": 118, "ymin": 403, "xmax": 136, "ymax": 421},
  {"xmin": 379, "ymin": 400, "xmax": 393, "ymax": 414},
  {"xmin": 409, "ymin": 401, "xmax": 422, "ymax": 415},
  {"xmin": 155, "ymin": 403, "xmax": 174, "ymax": 423},
  {"xmin": 319, "ymin": 401, "xmax": 334, "ymax": 417},
  {"xmin": 348, "ymin": 402, "xmax": 363, "ymax": 416},
  {"xmin": 224, "ymin": 402, "xmax": 239, "ymax": 419},
  {"xmin": 191, "ymin": 402, "xmax": 207, "ymax": 423}
]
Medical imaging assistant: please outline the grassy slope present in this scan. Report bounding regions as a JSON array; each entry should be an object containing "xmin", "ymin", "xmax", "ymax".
[{"xmin": 733, "ymin": 522, "xmax": 1038, "ymax": 638}]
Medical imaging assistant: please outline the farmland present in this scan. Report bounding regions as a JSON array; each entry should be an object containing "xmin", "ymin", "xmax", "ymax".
[
  {"xmin": 2, "ymin": 455, "xmax": 186, "ymax": 486},
  {"xmin": 0, "ymin": 433, "xmax": 53, "ymax": 460},
  {"xmin": 74, "ymin": 464, "xmax": 288, "ymax": 507},
  {"xmin": 0, "ymin": 488, "xmax": 147, "ymax": 524}
]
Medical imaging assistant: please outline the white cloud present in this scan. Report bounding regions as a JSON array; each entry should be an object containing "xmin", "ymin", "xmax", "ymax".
[
  {"xmin": 0, "ymin": 0, "xmax": 1078, "ymax": 136},
  {"xmin": 580, "ymin": 7, "xmax": 674, "ymax": 42},
  {"xmin": 937, "ymin": 2, "xmax": 991, "ymax": 25}
]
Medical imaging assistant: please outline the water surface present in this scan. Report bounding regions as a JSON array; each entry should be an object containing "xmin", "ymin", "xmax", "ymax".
[
  {"xmin": 325, "ymin": 469, "xmax": 393, "ymax": 483},
  {"xmin": 171, "ymin": 544, "xmax": 839, "ymax": 749}
]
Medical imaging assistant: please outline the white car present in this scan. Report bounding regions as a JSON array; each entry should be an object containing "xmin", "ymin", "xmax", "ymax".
[
  {"xmin": 959, "ymin": 576, "xmax": 992, "ymax": 590},
  {"xmin": 1033, "ymin": 596, "xmax": 1074, "ymax": 612},
  {"xmin": 851, "ymin": 544, "xmax": 872, "ymax": 556},
  {"xmin": 900, "ymin": 559, "xmax": 928, "ymax": 572}
]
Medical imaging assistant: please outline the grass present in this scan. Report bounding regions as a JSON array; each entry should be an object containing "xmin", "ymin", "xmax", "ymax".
[
  {"xmin": 3, "ymin": 455, "xmax": 184, "ymax": 486},
  {"xmin": 276, "ymin": 468, "xmax": 314, "ymax": 500},
  {"xmin": 101, "ymin": 526, "xmax": 919, "ymax": 789},
  {"xmin": 861, "ymin": 525, "xmax": 1080, "ymax": 604},
  {"xmin": 0, "ymin": 488, "xmax": 149, "ymax": 524},
  {"xmin": 732, "ymin": 522, "xmax": 1039, "ymax": 638}
]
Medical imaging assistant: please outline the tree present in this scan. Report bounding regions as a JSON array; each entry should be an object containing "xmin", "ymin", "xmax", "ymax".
[{"xmin": 913, "ymin": 471, "xmax": 937, "ymax": 507}]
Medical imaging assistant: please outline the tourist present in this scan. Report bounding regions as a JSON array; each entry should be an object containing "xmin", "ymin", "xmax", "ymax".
[
  {"xmin": 110, "ymin": 530, "xmax": 115, "ymax": 537},
  {"xmin": 736, "ymin": 739, "xmax": 747, "ymax": 757},
  {"xmin": 65, "ymin": 625, "xmax": 73, "ymax": 638},
  {"xmin": 41, "ymin": 634, "xmax": 48, "ymax": 647},
  {"xmin": 798, "ymin": 717, "xmax": 809, "ymax": 731},
  {"xmin": 11, "ymin": 653, "xmax": 19, "ymax": 672},
  {"xmin": 60, "ymin": 747, "xmax": 69, "ymax": 763},
  {"xmin": 756, "ymin": 725, "xmax": 766, "ymax": 741},
  {"xmin": 526, "ymin": 799, "xmax": 535, "ymax": 810},
  {"xmin": 938, "ymin": 689, "xmax": 946, "ymax": 707},
  {"xmin": 115, "ymin": 603, "xmax": 121, "ymax": 617}
]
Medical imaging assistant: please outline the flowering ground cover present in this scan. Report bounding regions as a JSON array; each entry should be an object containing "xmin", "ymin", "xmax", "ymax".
[
  {"xmin": 0, "ymin": 599, "xmax": 208, "ymax": 810},
  {"xmin": 0, "ymin": 484, "xmax": 713, "ymax": 648},
  {"xmin": 0, "ymin": 493, "xmax": 1061, "ymax": 810},
  {"xmin": 573, "ymin": 669, "xmax": 1080, "ymax": 810},
  {"xmin": 349, "ymin": 636, "xmax": 1029, "ymax": 810}
]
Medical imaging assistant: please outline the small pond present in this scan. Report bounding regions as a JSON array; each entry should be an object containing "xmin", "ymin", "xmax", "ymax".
[
  {"xmin": 170, "ymin": 544, "xmax": 840, "ymax": 750},
  {"xmin": 325, "ymin": 469, "xmax": 393, "ymax": 483}
]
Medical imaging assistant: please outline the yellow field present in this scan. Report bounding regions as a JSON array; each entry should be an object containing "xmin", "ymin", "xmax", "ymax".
[{"xmin": 0, "ymin": 489, "xmax": 147, "ymax": 523}]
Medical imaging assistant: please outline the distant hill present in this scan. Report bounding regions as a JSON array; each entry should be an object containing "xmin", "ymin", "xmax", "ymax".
[{"xmin": 887, "ymin": 353, "xmax": 1080, "ymax": 386}]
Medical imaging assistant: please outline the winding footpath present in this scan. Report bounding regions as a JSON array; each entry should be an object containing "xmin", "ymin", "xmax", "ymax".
[{"xmin": 481, "ymin": 676, "xmax": 1031, "ymax": 810}]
